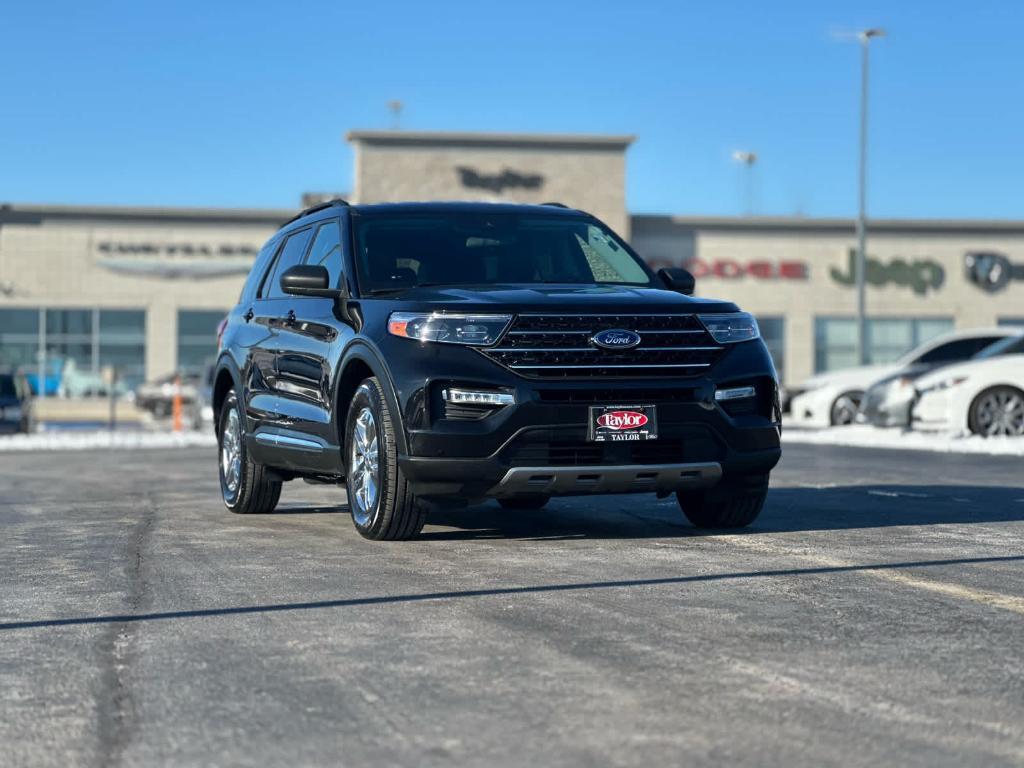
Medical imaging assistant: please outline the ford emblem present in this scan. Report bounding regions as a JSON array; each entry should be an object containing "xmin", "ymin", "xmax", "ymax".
[{"xmin": 591, "ymin": 329, "xmax": 642, "ymax": 350}]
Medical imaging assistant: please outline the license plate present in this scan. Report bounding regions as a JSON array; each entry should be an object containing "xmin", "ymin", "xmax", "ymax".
[{"xmin": 588, "ymin": 404, "xmax": 658, "ymax": 442}]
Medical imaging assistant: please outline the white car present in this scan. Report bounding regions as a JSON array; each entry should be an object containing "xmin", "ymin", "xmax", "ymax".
[
  {"xmin": 912, "ymin": 337, "xmax": 1024, "ymax": 437},
  {"xmin": 786, "ymin": 328, "xmax": 1016, "ymax": 428}
]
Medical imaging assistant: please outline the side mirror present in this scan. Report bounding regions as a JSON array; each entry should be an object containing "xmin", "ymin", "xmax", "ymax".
[
  {"xmin": 280, "ymin": 264, "xmax": 342, "ymax": 298},
  {"xmin": 658, "ymin": 267, "xmax": 695, "ymax": 295}
]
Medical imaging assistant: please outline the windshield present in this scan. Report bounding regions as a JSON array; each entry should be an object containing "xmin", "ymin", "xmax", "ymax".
[
  {"xmin": 353, "ymin": 213, "xmax": 653, "ymax": 294},
  {"xmin": 973, "ymin": 333, "xmax": 1024, "ymax": 359}
]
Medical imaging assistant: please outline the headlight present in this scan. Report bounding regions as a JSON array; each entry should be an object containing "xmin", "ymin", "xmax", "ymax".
[
  {"xmin": 919, "ymin": 376, "xmax": 968, "ymax": 395},
  {"xmin": 699, "ymin": 312, "xmax": 760, "ymax": 344},
  {"xmin": 387, "ymin": 312, "xmax": 512, "ymax": 346}
]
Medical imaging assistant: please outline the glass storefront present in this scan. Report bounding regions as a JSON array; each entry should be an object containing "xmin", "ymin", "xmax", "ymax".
[
  {"xmin": 0, "ymin": 307, "xmax": 145, "ymax": 394},
  {"xmin": 815, "ymin": 317, "xmax": 954, "ymax": 373},
  {"xmin": 177, "ymin": 310, "xmax": 227, "ymax": 375}
]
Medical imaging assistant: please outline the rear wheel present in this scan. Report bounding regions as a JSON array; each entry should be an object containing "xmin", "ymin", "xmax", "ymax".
[
  {"xmin": 677, "ymin": 474, "xmax": 769, "ymax": 529},
  {"xmin": 830, "ymin": 391, "xmax": 863, "ymax": 426},
  {"xmin": 218, "ymin": 390, "xmax": 281, "ymax": 514},
  {"xmin": 498, "ymin": 496, "xmax": 550, "ymax": 511},
  {"xmin": 345, "ymin": 377, "xmax": 426, "ymax": 540},
  {"xmin": 968, "ymin": 386, "xmax": 1024, "ymax": 437}
]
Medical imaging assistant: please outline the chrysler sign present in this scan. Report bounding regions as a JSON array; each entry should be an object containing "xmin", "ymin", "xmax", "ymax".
[{"xmin": 94, "ymin": 241, "xmax": 260, "ymax": 279}]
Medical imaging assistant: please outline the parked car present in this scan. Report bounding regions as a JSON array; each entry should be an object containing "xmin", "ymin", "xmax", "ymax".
[
  {"xmin": 858, "ymin": 328, "xmax": 1016, "ymax": 427},
  {"xmin": 912, "ymin": 335, "xmax": 1024, "ymax": 437},
  {"xmin": 135, "ymin": 372, "xmax": 202, "ymax": 417},
  {"xmin": 787, "ymin": 328, "xmax": 1014, "ymax": 428},
  {"xmin": 212, "ymin": 200, "xmax": 782, "ymax": 539},
  {"xmin": 0, "ymin": 368, "xmax": 34, "ymax": 434}
]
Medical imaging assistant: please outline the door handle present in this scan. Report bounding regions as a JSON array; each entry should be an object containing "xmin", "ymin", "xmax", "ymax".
[
  {"xmin": 243, "ymin": 308, "xmax": 254, "ymax": 322},
  {"xmin": 286, "ymin": 309, "xmax": 297, "ymax": 325}
]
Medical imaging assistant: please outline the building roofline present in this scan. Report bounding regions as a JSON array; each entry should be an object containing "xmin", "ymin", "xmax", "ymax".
[
  {"xmin": 631, "ymin": 214, "xmax": 1024, "ymax": 235},
  {"xmin": 0, "ymin": 202, "xmax": 293, "ymax": 226},
  {"xmin": 345, "ymin": 129, "xmax": 635, "ymax": 151}
]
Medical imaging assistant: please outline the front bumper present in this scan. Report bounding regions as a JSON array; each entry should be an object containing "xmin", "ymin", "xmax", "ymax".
[
  {"xmin": 379, "ymin": 334, "xmax": 781, "ymax": 499},
  {"xmin": 911, "ymin": 387, "xmax": 955, "ymax": 431}
]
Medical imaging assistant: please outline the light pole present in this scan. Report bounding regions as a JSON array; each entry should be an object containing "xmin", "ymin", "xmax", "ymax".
[
  {"xmin": 854, "ymin": 28, "xmax": 884, "ymax": 365},
  {"xmin": 732, "ymin": 150, "xmax": 758, "ymax": 216}
]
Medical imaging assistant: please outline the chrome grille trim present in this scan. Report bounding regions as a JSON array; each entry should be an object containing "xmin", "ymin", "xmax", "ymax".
[{"xmin": 481, "ymin": 313, "xmax": 724, "ymax": 378}]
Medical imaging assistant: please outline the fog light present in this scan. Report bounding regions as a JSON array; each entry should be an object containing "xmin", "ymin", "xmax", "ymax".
[
  {"xmin": 715, "ymin": 385, "xmax": 756, "ymax": 402},
  {"xmin": 442, "ymin": 388, "xmax": 515, "ymax": 406}
]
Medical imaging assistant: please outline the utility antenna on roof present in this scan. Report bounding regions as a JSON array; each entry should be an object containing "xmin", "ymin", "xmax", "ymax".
[{"xmin": 387, "ymin": 100, "xmax": 404, "ymax": 130}]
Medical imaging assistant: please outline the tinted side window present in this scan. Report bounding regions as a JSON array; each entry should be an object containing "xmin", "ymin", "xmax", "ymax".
[
  {"xmin": 304, "ymin": 220, "xmax": 343, "ymax": 288},
  {"xmin": 916, "ymin": 336, "xmax": 999, "ymax": 364},
  {"xmin": 262, "ymin": 228, "xmax": 314, "ymax": 299}
]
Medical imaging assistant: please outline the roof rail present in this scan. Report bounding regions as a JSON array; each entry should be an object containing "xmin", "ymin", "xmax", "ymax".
[
  {"xmin": 541, "ymin": 201, "xmax": 569, "ymax": 208},
  {"xmin": 280, "ymin": 198, "xmax": 349, "ymax": 228}
]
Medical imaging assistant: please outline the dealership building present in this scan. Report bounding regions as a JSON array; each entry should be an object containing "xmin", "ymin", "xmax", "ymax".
[{"xmin": 2, "ymin": 129, "xmax": 1023, "ymax": 392}]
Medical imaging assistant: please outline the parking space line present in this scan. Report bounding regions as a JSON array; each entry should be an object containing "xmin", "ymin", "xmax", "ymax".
[{"xmin": 720, "ymin": 536, "xmax": 1024, "ymax": 616}]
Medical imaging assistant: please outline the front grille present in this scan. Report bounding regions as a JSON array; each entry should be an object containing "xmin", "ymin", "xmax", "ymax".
[
  {"xmin": 480, "ymin": 313, "xmax": 724, "ymax": 378},
  {"xmin": 537, "ymin": 387, "xmax": 699, "ymax": 404}
]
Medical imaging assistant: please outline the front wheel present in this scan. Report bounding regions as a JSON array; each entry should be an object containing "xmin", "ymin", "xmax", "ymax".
[
  {"xmin": 677, "ymin": 474, "xmax": 769, "ymax": 529},
  {"xmin": 968, "ymin": 386, "xmax": 1024, "ymax": 437},
  {"xmin": 218, "ymin": 390, "xmax": 281, "ymax": 514},
  {"xmin": 345, "ymin": 377, "xmax": 426, "ymax": 540}
]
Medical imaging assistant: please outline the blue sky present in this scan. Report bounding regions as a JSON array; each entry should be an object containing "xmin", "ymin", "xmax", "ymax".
[{"xmin": 2, "ymin": 0, "xmax": 1022, "ymax": 218}]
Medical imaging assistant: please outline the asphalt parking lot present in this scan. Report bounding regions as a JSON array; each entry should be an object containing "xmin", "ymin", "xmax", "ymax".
[{"xmin": 2, "ymin": 444, "xmax": 1023, "ymax": 767}]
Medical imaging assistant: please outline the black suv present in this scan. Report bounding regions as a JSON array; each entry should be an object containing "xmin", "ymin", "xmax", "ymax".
[{"xmin": 213, "ymin": 200, "xmax": 781, "ymax": 539}]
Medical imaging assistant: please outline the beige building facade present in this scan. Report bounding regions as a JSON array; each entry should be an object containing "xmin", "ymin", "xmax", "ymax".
[
  {"xmin": 2, "ymin": 130, "xmax": 1023, "ymax": 392},
  {"xmin": 347, "ymin": 131, "xmax": 633, "ymax": 236}
]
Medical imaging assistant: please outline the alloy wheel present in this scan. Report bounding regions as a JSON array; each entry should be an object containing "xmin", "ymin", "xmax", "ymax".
[
  {"xmin": 349, "ymin": 407, "xmax": 380, "ymax": 525},
  {"xmin": 973, "ymin": 389, "xmax": 1024, "ymax": 437},
  {"xmin": 221, "ymin": 408, "xmax": 242, "ymax": 495}
]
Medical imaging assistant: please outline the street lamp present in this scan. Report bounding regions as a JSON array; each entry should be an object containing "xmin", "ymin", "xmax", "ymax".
[
  {"xmin": 732, "ymin": 150, "xmax": 758, "ymax": 216},
  {"xmin": 854, "ymin": 27, "xmax": 885, "ymax": 365}
]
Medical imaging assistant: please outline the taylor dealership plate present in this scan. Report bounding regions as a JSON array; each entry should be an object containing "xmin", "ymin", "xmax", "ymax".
[{"xmin": 588, "ymin": 405, "xmax": 658, "ymax": 442}]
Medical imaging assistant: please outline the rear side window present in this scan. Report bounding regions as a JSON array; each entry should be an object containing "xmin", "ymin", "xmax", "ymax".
[
  {"xmin": 304, "ymin": 220, "xmax": 343, "ymax": 289},
  {"xmin": 261, "ymin": 228, "xmax": 314, "ymax": 299}
]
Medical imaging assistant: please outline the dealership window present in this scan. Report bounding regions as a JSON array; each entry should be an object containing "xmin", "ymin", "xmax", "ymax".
[
  {"xmin": 177, "ymin": 310, "xmax": 227, "ymax": 375},
  {"xmin": 998, "ymin": 317, "xmax": 1024, "ymax": 328},
  {"xmin": 757, "ymin": 316, "xmax": 785, "ymax": 380},
  {"xmin": 0, "ymin": 307, "xmax": 146, "ymax": 394},
  {"xmin": 814, "ymin": 317, "xmax": 954, "ymax": 373},
  {"xmin": 0, "ymin": 309, "xmax": 41, "ymax": 369}
]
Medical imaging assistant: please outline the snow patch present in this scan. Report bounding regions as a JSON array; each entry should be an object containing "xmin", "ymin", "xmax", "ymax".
[
  {"xmin": 0, "ymin": 430, "xmax": 217, "ymax": 452},
  {"xmin": 783, "ymin": 425, "xmax": 1024, "ymax": 456}
]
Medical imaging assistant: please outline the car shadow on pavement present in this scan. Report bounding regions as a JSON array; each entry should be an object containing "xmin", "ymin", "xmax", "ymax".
[
  {"xmin": 4, "ymin": 552, "xmax": 1023, "ymax": 632},
  {"xmin": 419, "ymin": 484, "xmax": 1024, "ymax": 540}
]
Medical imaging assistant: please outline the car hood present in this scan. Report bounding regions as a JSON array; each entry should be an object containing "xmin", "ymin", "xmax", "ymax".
[
  {"xmin": 798, "ymin": 363, "xmax": 901, "ymax": 393},
  {"xmin": 373, "ymin": 284, "xmax": 739, "ymax": 314}
]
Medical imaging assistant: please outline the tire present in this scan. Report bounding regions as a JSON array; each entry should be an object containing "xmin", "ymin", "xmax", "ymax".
[
  {"xmin": 677, "ymin": 474, "xmax": 769, "ymax": 529},
  {"xmin": 218, "ymin": 390, "xmax": 282, "ymax": 514},
  {"xmin": 345, "ymin": 377, "xmax": 426, "ymax": 541},
  {"xmin": 498, "ymin": 496, "xmax": 550, "ymax": 511},
  {"xmin": 968, "ymin": 386, "xmax": 1024, "ymax": 437},
  {"xmin": 830, "ymin": 391, "xmax": 863, "ymax": 426}
]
